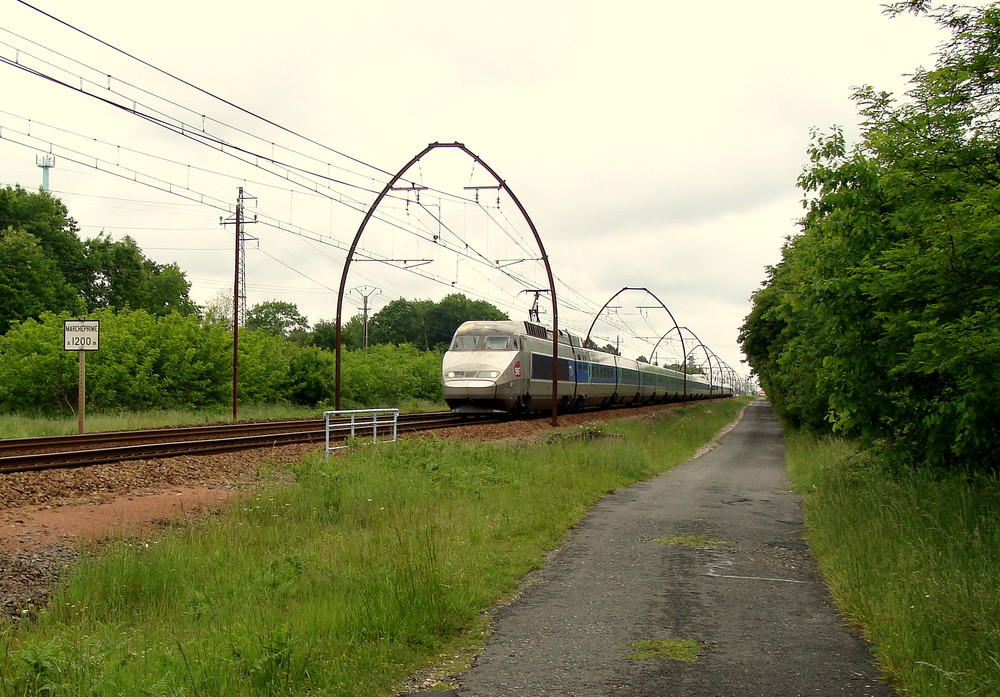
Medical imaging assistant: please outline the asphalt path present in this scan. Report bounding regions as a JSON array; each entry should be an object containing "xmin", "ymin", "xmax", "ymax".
[{"xmin": 424, "ymin": 399, "xmax": 896, "ymax": 697}]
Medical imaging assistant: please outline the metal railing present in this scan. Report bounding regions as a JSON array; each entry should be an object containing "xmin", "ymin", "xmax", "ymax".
[{"xmin": 323, "ymin": 408, "xmax": 400, "ymax": 455}]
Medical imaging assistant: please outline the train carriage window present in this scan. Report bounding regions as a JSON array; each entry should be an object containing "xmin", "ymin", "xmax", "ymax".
[
  {"xmin": 453, "ymin": 335, "xmax": 479, "ymax": 350},
  {"xmin": 485, "ymin": 336, "xmax": 511, "ymax": 350}
]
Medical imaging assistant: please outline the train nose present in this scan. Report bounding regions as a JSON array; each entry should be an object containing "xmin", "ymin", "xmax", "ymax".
[{"xmin": 444, "ymin": 379, "xmax": 497, "ymax": 400}]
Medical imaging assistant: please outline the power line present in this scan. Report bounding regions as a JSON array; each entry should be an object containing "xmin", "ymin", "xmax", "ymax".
[{"xmin": 2, "ymin": 7, "xmax": 621, "ymax": 334}]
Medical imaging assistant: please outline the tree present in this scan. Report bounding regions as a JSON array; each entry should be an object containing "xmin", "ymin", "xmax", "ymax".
[
  {"xmin": 0, "ymin": 228, "xmax": 79, "ymax": 334},
  {"xmin": 246, "ymin": 300, "xmax": 309, "ymax": 336},
  {"xmin": 367, "ymin": 294, "xmax": 502, "ymax": 349},
  {"xmin": 202, "ymin": 290, "xmax": 234, "ymax": 329},
  {"xmin": 741, "ymin": 2, "xmax": 1000, "ymax": 468},
  {"xmin": 83, "ymin": 234, "xmax": 197, "ymax": 316},
  {"xmin": 426, "ymin": 293, "xmax": 508, "ymax": 347},
  {"xmin": 0, "ymin": 185, "xmax": 88, "ymax": 290},
  {"xmin": 368, "ymin": 298, "xmax": 433, "ymax": 348}
]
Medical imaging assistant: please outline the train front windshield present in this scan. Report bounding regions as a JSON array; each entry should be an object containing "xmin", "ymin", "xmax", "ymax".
[{"xmin": 451, "ymin": 334, "xmax": 517, "ymax": 351}]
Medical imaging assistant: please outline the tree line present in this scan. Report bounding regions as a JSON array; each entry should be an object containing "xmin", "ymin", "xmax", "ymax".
[
  {"xmin": 739, "ymin": 1, "xmax": 1000, "ymax": 470},
  {"xmin": 0, "ymin": 185, "xmax": 509, "ymax": 414}
]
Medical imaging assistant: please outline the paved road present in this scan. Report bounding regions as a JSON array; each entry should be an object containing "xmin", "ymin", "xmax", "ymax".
[{"xmin": 430, "ymin": 400, "xmax": 895, "ymax": 697}]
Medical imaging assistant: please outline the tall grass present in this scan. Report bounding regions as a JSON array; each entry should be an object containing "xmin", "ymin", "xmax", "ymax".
[
  {"xmin": 786, "ymin": 432, "xmax": 1000, "ymax": 696},
  {"xmin": 0, "ymin": 399, "xmax": 750, "ymax": 696}
]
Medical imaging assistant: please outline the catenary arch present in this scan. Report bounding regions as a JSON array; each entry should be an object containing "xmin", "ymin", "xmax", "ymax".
[{"xmin": 333, "ymin": 142, "xmax": 561, "ymax": 424}]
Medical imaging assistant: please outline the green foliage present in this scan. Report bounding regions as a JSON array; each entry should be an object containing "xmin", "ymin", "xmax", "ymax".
[
  {"xmin": 246, "ymin": 300, "xmax": 309, "ymax": 337},
  {"xmin": 83, "ymin": 234, "xmax": 198, "ymax": 316},
  {"xmin": 787, "ymin": 431, "xmax": 1000, "ymax": 696},
  {"xmin": 368, "ymin": 294, "xmax": 507, "ymax": 349},
  {"xmin": 0, "ymin": 310, "xmax": 233, "ymax": 413},
  {"xmin": 340, "ymin": 344, "xmax": 443, "ymax": 408},
  {"xmin": 0, "ymin": 310, "xmax": 450, "ymax": 416},
  {"xmin": 0, "ymin": 185, "xmax": 87, "ymax": 290},
  {"xmin": 0, "ymin": 228, "xmax": 80, "ymax": 334},
  {"xmin": 740, "ymin": 4, "xmax": 1000, "ymax": 469},
  {"xmin": 0, "ymin": 187, "xmax": 198, "ymax": 330}
]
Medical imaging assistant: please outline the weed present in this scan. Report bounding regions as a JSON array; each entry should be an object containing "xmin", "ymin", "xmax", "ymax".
[{"xmin": 624, "ymin": 637, "xmax": 709, "ymax": 662}]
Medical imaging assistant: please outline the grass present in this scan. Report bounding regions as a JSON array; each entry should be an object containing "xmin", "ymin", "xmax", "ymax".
[
  {"xmin": 0, "ymin": 402, "xmax": 448, "ymax": 439},
  {"xmin": 785, "ymin": 432, "xmax": 1000, "ymax": 697},
  {"xmin": 623, "ymin": 638, "xmax": 709, "ymax": 663},
  {"xmin": 0, "ymin": 398, "xmax": 751, "ymax": 696}
]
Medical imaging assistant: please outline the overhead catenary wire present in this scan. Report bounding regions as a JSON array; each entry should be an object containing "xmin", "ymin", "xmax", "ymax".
[{"xmin": 3, "ymin": 4, "xmax": 679, "ymax": 352}]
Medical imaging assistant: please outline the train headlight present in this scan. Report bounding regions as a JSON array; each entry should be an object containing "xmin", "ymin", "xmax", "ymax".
[
  {"xmin": 488, "ymin": 371, "xmax": 500, "ymax": 379},
  {"xmin": 446, "ymin": 371, "xmax": 456, "ymax": 378}
]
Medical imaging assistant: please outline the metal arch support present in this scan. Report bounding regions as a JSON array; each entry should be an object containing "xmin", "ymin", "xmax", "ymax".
[
  {"xmin": 649, "ymin": 325, "xmax": 698, "ymax": 399},
  {"xmin": 683, "ymin": 342, "xmax": 715, "ymax": 397},
  {"xmin": 582, "ymin": 286, "xmax": 687, "ymax": 398},
  {"xmin": 583, "ymin": 285, "xmax": 684, "ymax": 351},
  {"xmin": 334, "ymin": 142, "xmax": 561, "ymax": 426}
]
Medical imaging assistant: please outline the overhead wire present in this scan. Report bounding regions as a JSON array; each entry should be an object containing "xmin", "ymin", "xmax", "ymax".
[{"xmin": 4, "ymin": 4, "xmax": 655, "ymax": 344}]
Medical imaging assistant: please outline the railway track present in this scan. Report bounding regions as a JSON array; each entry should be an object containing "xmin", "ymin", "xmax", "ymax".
[{"xmin": 0, "ymin": 411, "xmax": 485, "ymax": 474}]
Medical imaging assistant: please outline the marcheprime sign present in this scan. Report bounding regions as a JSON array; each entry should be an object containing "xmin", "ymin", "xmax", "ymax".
[{"xmin": 63, "ymin": 320, "xmax": 100, "ymax": 351}]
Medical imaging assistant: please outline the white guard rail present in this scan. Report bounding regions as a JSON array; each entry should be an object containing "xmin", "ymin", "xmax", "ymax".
[{"xmin": 323, "ymin": 408, "xmax": 400, "ymax": 456}]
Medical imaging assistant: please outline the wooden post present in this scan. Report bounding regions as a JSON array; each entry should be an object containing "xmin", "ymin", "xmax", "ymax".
[{"xmin": 78, "ymin": 350, "xmax": 86, "ymax": 434}]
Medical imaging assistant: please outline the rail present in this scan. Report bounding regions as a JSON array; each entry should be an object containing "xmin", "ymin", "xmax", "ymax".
[{"xmin": 0, "ymin": 411, "xmax": 469, "ymax": 474}]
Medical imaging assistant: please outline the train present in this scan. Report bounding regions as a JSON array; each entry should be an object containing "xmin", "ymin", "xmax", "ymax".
[{"xmin": 442, "ymin": 319, "xmax": 730, "ymax": 415}]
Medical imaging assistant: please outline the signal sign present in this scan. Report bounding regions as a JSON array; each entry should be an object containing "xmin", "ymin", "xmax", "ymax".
[{"xmin": 64, "ymin": 320, "xmax": 100, "ymax": 351}]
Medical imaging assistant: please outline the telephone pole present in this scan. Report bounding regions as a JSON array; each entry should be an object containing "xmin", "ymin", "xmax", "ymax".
[
  {"xmin": 351, "ymin": 285, "xmax": 381, "ymax": 350},
  {"xmin": 221, "ymin": 188, "xmax": 257, "ymax": 420}
]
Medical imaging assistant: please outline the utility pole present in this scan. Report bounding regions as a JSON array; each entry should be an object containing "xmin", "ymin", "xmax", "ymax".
[
  {"xmin": 221, "ymin": 188, "xmax": 257, "ymax": 420},
  {"xmin": 351, "ymin": 285, "xmax": 380, "ymax": 350}
]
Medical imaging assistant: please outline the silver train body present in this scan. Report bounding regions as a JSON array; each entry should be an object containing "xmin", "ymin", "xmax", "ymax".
[{"xmin": 442, "ymin": 320, "xmax": 729, "ymax": 415}]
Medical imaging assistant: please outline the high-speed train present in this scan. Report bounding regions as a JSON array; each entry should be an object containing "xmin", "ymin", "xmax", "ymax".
[{"xmin": 442, "ymin": 320, "xmax": 727, "ymax": 415}]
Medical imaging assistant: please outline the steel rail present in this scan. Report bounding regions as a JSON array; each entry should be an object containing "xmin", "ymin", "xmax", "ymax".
[
  {"xmin": 0, "ymin": 412, "xmax": 476, "ymax": 474},
  {"xmin": 0, "ymin": 399, "xmax": 724, "ymax": 475},
  {"xmin": 0, "ymin": 412, "xmax": 459, "ymax": 454}
]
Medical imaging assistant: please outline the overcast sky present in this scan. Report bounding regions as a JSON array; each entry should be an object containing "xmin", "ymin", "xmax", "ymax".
[{"xmin": 0, "ymin": 0, "xmax": 974, "ymax": 376}]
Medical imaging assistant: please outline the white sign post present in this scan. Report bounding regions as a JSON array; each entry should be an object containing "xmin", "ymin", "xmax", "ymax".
[{"xmin": 64, "ymin": 320, "xmax": 100, "ymax": 433}]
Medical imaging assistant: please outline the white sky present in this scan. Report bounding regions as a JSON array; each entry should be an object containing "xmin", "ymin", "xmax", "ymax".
[{"xmin": 0, "ymin": 0, "xmax": 972, "ymax": 377}]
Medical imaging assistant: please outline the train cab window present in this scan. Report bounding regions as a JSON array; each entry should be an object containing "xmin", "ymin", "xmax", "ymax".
[
  {"xmin": 484, "ymin": 336, "xmax": 511, "ymax": 350},
  {"xmin": 453, "ymin": 335, "xmax": 479, "ymax": 350}
]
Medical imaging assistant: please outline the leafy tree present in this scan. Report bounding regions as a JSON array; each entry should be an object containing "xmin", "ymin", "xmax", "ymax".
[
  {"xmin": 369, "ymin": 298, "xmax": 433, "ymax": 348},
  {"xmin": 0, "ymin": 185, "xmax": 88, "ymax": 290},
  {"xmin": 83, "ymin": 234, "xmax": 198, "ymax": 316},
  {"xmin": 0, "ymin": 188, "xmax": 198, "ymax": 329},
  {"xmin": 426, "ymin": 293, "xmax": 508, "ymax": 346},
  {"xmin": 0, "ymin": 310, "xmax": 233, "ymax": 413},
  {"xmin": 741, "ymin": 2, "xmax": 1000, "ymax": 469},
  {"xmin": 202, "ymin": 290, "xmax": 234, "ymax": 329},
  {"xmin": 0, "ymin": 228, "xmax": 80, "ymax": 334},
  {"xmin": 246, "ymin": 300, "xmax": 309, "ymax": 336},
  {"xmin": 309, "ymin": 316, "xmax": 365, "ymax": 352},
  {"xmin": 368, "ymin": 294, "xmax": 506, "ymax": 349},
  {"xmin": 340, "ymin": 344, "xmax": 443, "ymax": 408}
]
